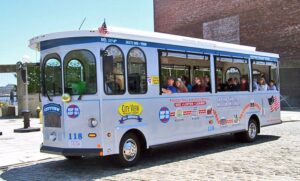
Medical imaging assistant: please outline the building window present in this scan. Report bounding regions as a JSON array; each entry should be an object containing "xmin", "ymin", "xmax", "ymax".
[
  {"xmin": 127, "ymin": 47, "xmax": 147, "ymax": 94},
  {"xmin": 103, "ymin": 45, "xmax": 125, "ymax": 95},
  {"xmin": 64, "ymin": 50, "xmax": 97, "ymax": 95}
]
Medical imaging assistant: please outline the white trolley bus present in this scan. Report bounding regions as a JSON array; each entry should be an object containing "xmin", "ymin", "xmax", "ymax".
[{"xmin": 29, "ymin": 27, "xmax": 281, "ymax": 166}]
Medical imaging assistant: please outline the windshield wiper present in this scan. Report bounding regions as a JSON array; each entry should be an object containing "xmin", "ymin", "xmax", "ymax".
[{"xmin": 45, "ymin": 89, "xmax": 53, "ymax": 102}]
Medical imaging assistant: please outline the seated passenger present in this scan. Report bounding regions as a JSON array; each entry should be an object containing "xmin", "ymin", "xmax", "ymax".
[
  {"xmin": 227, "ymin": 78, "xmax": 239, "ymax": 91},
  {"xmin": 268, "ymin": 80, "xmax": 277, "ymax": 91},
  {"xmin": 204, "ymin": 75, "xmax": 211, "ymax": 92},
  {"xmin": 162, "ymin": 77, "xmax": 177, "ymax": 94},
  {"xmin": 240, "ymin": 77, "xmax": 249, "ymax": 91},
  {"xmin": 175, "ymin": 78, "xmax": 188, "ymax": 93},
  {"xmin": 216, "ymin": 77, "xmax": 222, "ymax": 91},
  {"xmin": 233, "ymin": 77, "xmax": 240, "ymax": 91},
  {"xmin": 253, "ymin": 79, "xmax": 258, "ymax": 91},
  {"xmin": 192, "ymin": 77, "xmax": 206, "ymax": 92},
  {"xmin": 257, "ymin": 77, "xmax": 268, "ymax": 91},
  {"xmin": 181, "ymin": 76, "xmax": 192, "ymax": 92}
]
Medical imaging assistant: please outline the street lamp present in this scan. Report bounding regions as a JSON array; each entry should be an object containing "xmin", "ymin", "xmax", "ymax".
[{"xmin": 14, "ymin": 55, "xmax": 40, "ymax": 133}]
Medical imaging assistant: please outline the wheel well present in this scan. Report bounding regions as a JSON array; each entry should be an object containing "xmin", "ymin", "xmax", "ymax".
[
  {"xmin": 250, "ymin": 114, "xmax": 260, "ymax": 133},
  {"xmin": 124, "ymin": 129, "xmax": 147, "ymax": 151}
]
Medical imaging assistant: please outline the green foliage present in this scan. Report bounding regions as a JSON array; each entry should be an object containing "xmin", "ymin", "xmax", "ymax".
[{"xmin": 27, "ymin": 64, "xmax": 40, "ymax": 94}]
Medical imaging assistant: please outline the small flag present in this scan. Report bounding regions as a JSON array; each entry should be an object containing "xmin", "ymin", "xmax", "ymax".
[
  {"xmin": 268, "ymin": 96, "xmax": 280, "ymax": 112},
  {"xmin": 98, "ymin": 20, "xmax": 108, "ymax": 35}
]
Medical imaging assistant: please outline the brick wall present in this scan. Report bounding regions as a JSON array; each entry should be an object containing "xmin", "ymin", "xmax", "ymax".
[{"xmin": 154, "ymin": 0, "xmax": 300, "ymax": 107}]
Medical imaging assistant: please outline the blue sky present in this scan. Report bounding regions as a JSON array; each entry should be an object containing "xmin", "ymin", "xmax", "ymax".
[{"xmin": 0, "ymin": 0, "xmax": 154, "ymax": 86}]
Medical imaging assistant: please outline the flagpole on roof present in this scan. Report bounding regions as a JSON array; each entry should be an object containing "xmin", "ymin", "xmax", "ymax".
[{"xmin": 78, "ymin": 17, "xmax": 86, "ymax": 30}]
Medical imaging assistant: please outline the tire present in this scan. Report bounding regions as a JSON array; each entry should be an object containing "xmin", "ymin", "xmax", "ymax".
[
  {"xmin": 115, "ymin": 132, "xmax": 141, "ymax": 167},
  {"xmin": 64, "ymin": 156, "xmax": 82, "ymax": 160},
  {"xmin": 236, "ymin": 118, "xmax": 258, "ymax": 142}
]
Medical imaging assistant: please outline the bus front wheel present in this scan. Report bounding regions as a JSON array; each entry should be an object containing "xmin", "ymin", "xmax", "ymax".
[{"xmin": 116, "ymin": 132, "xmax": 141, "ymax": 167}]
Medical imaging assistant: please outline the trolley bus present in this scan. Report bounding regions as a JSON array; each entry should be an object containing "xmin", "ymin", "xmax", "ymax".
[{"xmin": 30, "ymin": 27, "xmax": 281, "ymax": 166}]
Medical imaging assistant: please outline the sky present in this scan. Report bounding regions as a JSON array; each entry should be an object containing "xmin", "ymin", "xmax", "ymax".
[{"xmin": 0, "ymin": 0, "xmax": 154, "ymax": 86}]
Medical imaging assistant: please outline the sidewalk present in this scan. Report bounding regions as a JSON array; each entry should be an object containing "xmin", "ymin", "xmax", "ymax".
[
  {"xmin": 0, "ymin": 110, "xmax": 299, "ymax": 168},
  {"xmin": 0, "ymin": 118, "xmax": 60, "ymax": 168},
  {"xmin": 281, "ymin": 109, "xmax": 300, "ymax": 122}
]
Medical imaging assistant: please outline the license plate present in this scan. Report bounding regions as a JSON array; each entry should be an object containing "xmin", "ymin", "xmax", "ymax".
[{"xmin": 68, "ymin": 140, "xmax": 82, "ymax": 148}]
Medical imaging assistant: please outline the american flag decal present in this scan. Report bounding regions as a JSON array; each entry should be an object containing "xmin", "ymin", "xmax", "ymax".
[
  {"xmin": 98, "ymin": 20, "xmax": 108, "ymax": 35},
  {"xmin": 268, "ymin": 96, "xmax": 280, "ymax": 112}
]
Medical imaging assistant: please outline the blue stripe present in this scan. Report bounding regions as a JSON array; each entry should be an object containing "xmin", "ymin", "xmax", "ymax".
[{"xmin": 40, "ymin": 36, "xmax": 278, "ymax": 61}]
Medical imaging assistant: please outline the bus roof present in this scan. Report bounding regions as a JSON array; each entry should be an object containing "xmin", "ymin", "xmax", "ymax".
[{"xmin": 29, "ymin": 26, "xmax": 279, "ymax": 60}]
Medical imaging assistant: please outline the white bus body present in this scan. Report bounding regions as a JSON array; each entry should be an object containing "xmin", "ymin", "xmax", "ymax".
[{"xmin": 30, "ymin": 27, "xmax": 281, "ymax": 166}]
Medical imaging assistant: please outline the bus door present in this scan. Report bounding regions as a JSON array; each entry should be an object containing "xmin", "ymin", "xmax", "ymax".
[{"xmin": 61, "ymin": 50, "xmax": 101, "ymax": 149}]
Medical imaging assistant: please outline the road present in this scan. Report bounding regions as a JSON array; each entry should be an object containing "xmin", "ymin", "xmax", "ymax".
[{"xmin": 0, "ymin": 112, "xmax": 299, "ymax": 181}]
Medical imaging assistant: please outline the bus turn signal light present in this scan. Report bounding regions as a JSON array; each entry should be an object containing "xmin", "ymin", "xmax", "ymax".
[{"xmin": 88, "ymin": 133, "xmax": 97, "ymax": 138}]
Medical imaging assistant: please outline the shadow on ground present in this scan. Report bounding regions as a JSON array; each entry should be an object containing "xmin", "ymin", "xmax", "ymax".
[{"xmin": 0, "ymin": 134, "xmax": 280, "ymax": 180}]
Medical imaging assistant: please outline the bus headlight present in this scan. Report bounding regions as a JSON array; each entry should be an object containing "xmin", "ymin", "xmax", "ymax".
[{"xmin": 89, "ymin": 118, "xmax": 98, "ymax": 127}]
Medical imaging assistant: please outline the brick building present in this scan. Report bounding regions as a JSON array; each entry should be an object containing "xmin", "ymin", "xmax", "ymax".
[{"xmin": 154, "ymin": 0, "xmax": 300, "ymax": 107}]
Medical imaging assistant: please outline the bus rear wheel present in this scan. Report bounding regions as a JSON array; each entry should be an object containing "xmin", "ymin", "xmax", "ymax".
[
  {"xmin": 116, "ymin": 132, "xmax": 141, "ymax": 167},
  {"xmin": 236, "ymin": 118, "xmax": 258, "ymax": 142}
]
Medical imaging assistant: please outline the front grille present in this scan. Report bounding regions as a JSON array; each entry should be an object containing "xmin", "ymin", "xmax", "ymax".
[{"xmin": 44, "ymin": 112, "xmax": 61, "ymax": 128}]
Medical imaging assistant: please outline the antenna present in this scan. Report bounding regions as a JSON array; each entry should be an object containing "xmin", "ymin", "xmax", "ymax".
[{"xmin": 78, "ymin": 17, "xmax": 86, "ymax": 30}]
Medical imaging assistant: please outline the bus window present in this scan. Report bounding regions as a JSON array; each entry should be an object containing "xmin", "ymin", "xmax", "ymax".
[
  {"xmin": 127, "ymin": 48, "xmax": 147, "ymax": 94},
  {"xmin": 103, "ymin": 45, "xmax": 125, "ymax": 95},
  {"xmin": 159, "ymin": 51, "xmax": 210, "ymax": 94},
  {"xmin": 216, "ymin": 57, "xmax": 249, "ymax": 92},
  {"xmin": 252, "ymin": 69, "xmax": 261, "ymax": 81},
  {"xmin": 43, "ymin": 53, "xmax": 62, "ymax": 96},
  {"xmin": 64, "ymin": 50, "xmax": 97, "ymax": 95},
  {"xmin": 252, "ymin": 60, "xmax": 278, "ymax": 91}
]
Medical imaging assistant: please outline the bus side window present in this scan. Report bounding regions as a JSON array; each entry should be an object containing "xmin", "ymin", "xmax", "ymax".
[
  {"xmin": 252, "ymin": 60, "xmax": 279, "ymax": 91},
  {"xmin": 216, "ymin": 57, "xmax": 249, "ymax": 92},
  {"xmin": 127, "ymin": 48, "xmax": 147, "ymax": 94},
  {"xmin": 103, "ymin": 45, "xmax": 125, "ymax": 95}
]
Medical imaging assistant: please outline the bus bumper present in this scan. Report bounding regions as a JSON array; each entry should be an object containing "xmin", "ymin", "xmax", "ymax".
[{"xmin": 40, "ymin": 144, "xmax": 103, "ymax": 156}]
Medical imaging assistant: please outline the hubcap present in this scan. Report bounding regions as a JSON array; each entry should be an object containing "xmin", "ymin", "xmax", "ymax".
[
  {"xmin": 122, "ymin": 138, "xmax": 137, "ymax": 162},
  {"xmin": 248, "ymin": 122, "xmax": 257, "ymax": 139}
]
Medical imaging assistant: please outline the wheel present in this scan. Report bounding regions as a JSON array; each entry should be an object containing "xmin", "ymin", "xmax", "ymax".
[
  {"xmin": 64, "ymin": 156, "xmax": 82, "ymax": 160},
  {"xmin": 236, "ymin": 118, "xmax": 258, "ymax": 142},
  {"xmin": 116, "ymin": 132, "xmax": 141, "ymax": 167}
]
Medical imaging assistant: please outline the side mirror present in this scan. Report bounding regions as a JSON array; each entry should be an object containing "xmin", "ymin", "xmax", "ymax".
[{"xmin": 100, "ymin": 49, "xmax": 108, "ymax": 57}]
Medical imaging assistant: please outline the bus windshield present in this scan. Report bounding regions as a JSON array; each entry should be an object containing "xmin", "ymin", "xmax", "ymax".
[{"xmin": 42, "ymin": 50, "xmax": 97, "ymax": 98}]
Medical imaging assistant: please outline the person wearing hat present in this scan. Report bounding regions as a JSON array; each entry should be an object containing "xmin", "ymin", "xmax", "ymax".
[{"xmin": 162, "ymin": 77, "xmax": 177, "ymax": 94}]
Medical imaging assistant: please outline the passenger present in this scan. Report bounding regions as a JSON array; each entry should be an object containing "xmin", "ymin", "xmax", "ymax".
[
  {"xmin": 175, "ymin": 78, "xmax": 188, "ymax": 93},
  {"xmin": 216, "ymin": 77, "xmax": 222, "ymax": 91},
  {"xmin": 192, "ymin": 77, "xmax": 206, "ymax": 92},
  {"xmin": 253, "ymin": 79, "xmax": 258, "ymax": 91},
  {"xmin": 162, "ymin": 77, "xmax": 177, "ymax": 94},
  {"xmin": 240, "ymin": 77, "xmax": 249, "ymax": 91},
  {"xmin": 233, "ymin": 77, "xmax": 240, "ymax": 91},
  {"xmin": 228, "ymin": 78, "xmax": 239, "ymax": 91},
  {"xmin": 204, "ymin": 75, "xmax": 211, "ymax": 92},
  {"xmin": 268, "ymin": 80, "xmax": 277, "ymax": 91},
  {"xmin": 181, "ymin": 76, "xmax": 192, "ymax": 92},
  {"xmin": 257, "ymin": 77, "xmax": 268, "ymax": 91}
]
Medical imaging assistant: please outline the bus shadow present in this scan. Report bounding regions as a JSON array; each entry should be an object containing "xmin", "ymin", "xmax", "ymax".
[{"xmin": 0, "ymin": 134, "xmax": 280, "ymax": 180}]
